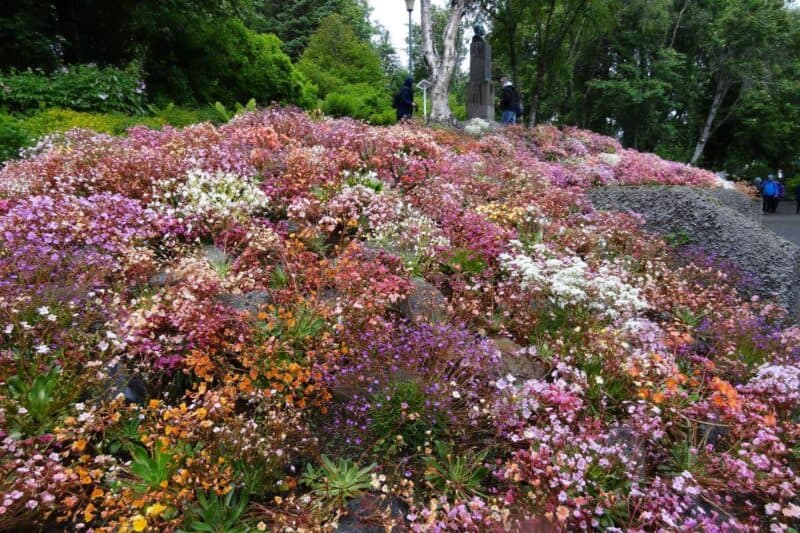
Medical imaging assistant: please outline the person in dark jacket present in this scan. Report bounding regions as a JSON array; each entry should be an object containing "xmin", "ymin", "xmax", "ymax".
[
  {"xmin": 500, "ymin": 76, "xmax": 521, "ymax": 125},
  {"xmin": 794, "ymin": 181, "xmax": 800, "ymax": 214},
  {"xmin": 763, "ymin": 175, "xmax": 779, "ymax": 213},
  {"xmin": 393, "ymin": 77, "xmax": 414, "ymax": 122}
]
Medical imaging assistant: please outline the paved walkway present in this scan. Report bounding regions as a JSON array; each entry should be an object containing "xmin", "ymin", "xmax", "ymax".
[{"xmin": 762, "ymin": 200, "xmax": 800, "ymax": 246}]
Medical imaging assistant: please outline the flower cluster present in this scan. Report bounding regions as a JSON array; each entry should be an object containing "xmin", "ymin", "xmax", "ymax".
[{"xmin": 0, "ymin": 106, "xmax": 795, "ymax": 531}]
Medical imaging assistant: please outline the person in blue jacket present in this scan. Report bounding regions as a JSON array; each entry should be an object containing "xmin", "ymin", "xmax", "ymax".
[
  {"xmin": 763, "ymin": 175, "xmax": 779, "ymax": 213},
  {"xmin": 393, "ymin": 77, "xmax": 415, "ymax": 122}
]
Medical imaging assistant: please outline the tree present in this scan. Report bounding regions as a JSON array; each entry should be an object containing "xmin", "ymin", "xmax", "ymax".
[
  {"xmin": 296, "ymin": 13, "xmax": 384, "ymax": 98},
  {"xmin": 248, "ymin": 0, "xmax": 373, "ymax": 59},
  {"xmin": 420, "ymin": 0, "xmax": 475, "ymax": 122},
  {"xmin": 686, "ymin": 0, "xmax": 791, "ymax": 165}
]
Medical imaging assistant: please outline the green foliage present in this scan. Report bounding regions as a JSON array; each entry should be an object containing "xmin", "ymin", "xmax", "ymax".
[
  {"xmin": 370, "ymin": 379, "xmax": 442, "ymax": 454},
  {"xmin": 180, "ymin": 489, "xmax": 250, "ymax": 533},
  {"xmin": 210, "ymin": 99, "xmax": 257, "ymax": 123},
  {"xmin": 249, "ymin": 0, "xmax": 375, "ymax": 60},
  {"xmin": 0, "ymin": 113, "xmax": 30, "ymax": 161},
  {"xmin": 254, "ymin": 304, "xmax": 326, "ymax": 363},
  {"xmin": 150, "ymin": 18, "xmax": 317, "ymax": 108},
  {"xmin": 489, "ymin": 0, "xmax": 799, "ymax": 174},
  {"xmin": 441, "ymin": 248, "xmax": 487, "ymax": 276},
  {"xmin": 664, "ymin": 230, "xmax": 693, "ymax": 247},
  {"xmin": 0, "ymin": 106, "xmax": 222, "ymax": 163},
  {"xmin": 674, "ymin": 307, "xmax": 704, "ymax": 329},
  {"xmin": 322, "ymin": 84, "xmax": 394, "ymax": 125},
  {"xmin": 130, "ymin": 445, "xmax": 175, "ymax": 490},
  {"xmin": 104, "ymin": 411, "xmax": 142, "ymax": 455},
  {"xmin": 6, "ymin": 365, "xmax": 71, "ymax": 438},
  {"xmin": 269, "ymin": 266, "xmax": 289, "ymax": 289},
  {"xmin": 297, "ymin": 14, "xmax": 384, "ymax": 98},
  {"xmin": 423, "ymin": 441, "xmax": 489, "ymax": 499},
  {"xmin": 301, "ymin": 455, "xmax": 376, "ymax": 507},
  {"xmin": 0, "ymin": 64, "xmax": 147, "ymax": 114},
  {"xmin": 22, "ymin": 108, "xmax": 161, "ymax": 139},
  {"xmin": 150, "ymin": 103, "xmax": 219, "ymax": 127}
]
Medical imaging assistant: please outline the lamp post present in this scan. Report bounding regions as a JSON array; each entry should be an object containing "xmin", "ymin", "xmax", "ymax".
[{"xmin": 405, "ymin": 0, "xmax": 414, "ymax": 74}]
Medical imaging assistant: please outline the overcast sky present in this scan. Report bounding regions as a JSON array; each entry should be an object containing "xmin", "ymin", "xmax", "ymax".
[{"xmin": 367, "ymin": 0, "xmax": 445, "ymax": 61}]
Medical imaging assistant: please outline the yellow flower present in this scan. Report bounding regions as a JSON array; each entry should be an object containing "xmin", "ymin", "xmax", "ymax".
[
  {"xmin": 131, "ymin": 514, "xmax": 148, "ymax": 532},
  {"xmin": 146, "ymin": 502, "xmax": 167, "ymax": 517}
]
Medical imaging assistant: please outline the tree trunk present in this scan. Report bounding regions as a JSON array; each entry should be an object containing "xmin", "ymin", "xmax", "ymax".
[
  {"xmin": 420, "ymin": 0, "xmax": 467, "ymax": 123},
  {"xmin": 529, "ymin": 66, "xmax": 544, "ymax": 126},
  {"xmin": 690, "ymin": 75, "xmax": 729, "ymax": 165},
  {"xmin": 670, "ymin": 0, "xmax": 692, "ymax": 48}
]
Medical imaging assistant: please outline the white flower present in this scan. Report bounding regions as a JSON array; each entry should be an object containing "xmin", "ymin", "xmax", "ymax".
[
  {"xmin": 451, "ymin": 390, "xmax": 462, "ymax": 399},
  {"xmin": 782, "ymin": 503, "xmax": 800, "ymax": 518},
  {"xmin": 37, "ymin": 306, "xmax": 50, "ymax": 316},
  {"xmin": 3, "ymin": 324, "xmax": 12, "ymax": 335},
  {"xmin": 35, "ymin": 344, "xmax": 50, "ymax": 354},
  {"xmin": 765, "ymin": 502, "xmax": 782, "ymax": 516}
]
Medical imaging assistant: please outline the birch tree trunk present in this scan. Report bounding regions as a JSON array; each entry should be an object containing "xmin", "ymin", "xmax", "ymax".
[
  {"xmin": 420, "ymin": 0, "xmax": 468, "ymax": 123},
  {"xmin": 690, "ymin": 75, "xmax": 729, "ymax": 165}
]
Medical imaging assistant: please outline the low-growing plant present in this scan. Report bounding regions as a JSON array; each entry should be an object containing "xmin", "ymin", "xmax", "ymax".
[
  {"xmin": 370, "ymin": 378, "xmax": 443, "ymax": 455},
  {"xmin": 180, "ymin": 489, "xmax": 251, "ymax": 533},
  {"xmin": 423, "ymin": 441, "xmax": 489, "ymax": 499},
  {"xmin": 441, "ymin": 247, "xmax": 486, "ymax": 276},
  {"xmin": 5, "ymin": 362, "xmax": 77, "ymax": 438},
  {"xmin": 301, "ymin": 455, "xmax": 376, "ymax": 508},
  {"xmin": 269, "ymin": 265, "xmax": 289, "ymax": 289},
  {"xmin": 130, "ymin": 445, "xmax": 175, "ymax": 491}
]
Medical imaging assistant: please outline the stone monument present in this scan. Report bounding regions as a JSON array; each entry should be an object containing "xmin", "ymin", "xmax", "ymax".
[{"xmin": 466, "ymin": 24, "xmax": 494, "ymax": 120}]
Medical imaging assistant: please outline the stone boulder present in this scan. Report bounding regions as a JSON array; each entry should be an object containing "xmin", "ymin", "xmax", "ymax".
[
  {"xmin": 214, "ymin": 290, "xmax": 272, "ymax": 314},
  {"xmin": 398, "ymin": 277, "xmax": 449, "ymax": 323},
  {"xmin": 335, "ymin": 494, "xmax": 406, "ymax": 533},
  {"xmin": 489, "ymin": 337, "xmax": 547, "ymax": 380},
  {"xmin": 589, "ymin": 186, "xmax": 800, "ymax": 319}
]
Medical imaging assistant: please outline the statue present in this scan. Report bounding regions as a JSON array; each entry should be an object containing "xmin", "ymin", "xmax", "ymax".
[{"xmin": 466, "ymin": 24, "xmax": 494, "ymax": 120}]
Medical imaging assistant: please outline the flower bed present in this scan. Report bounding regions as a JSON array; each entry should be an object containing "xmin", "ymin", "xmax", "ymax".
[{"xmin": 0, "ymin": 108, "xmax": 796, "ymax": 531}]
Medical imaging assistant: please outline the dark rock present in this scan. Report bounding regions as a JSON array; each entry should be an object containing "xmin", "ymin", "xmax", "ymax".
[
  {"xmin": 148, "ymin": 270, "xmax": 180, "ymax": 288},
  {"xmin": 699, "ymin": 421, "xmax": 729, "ymax": 449},
  {"xmin": 335, "ymin": 494, "xmax": 407, "ymax": 533},
  {"xmin": 607, "ymin": 423, "xmax": 647, "ymax": 483},
  {"xmin": 203, "ymin": 244, "xmax": 229, "ymax": 265},
  {"xmin": 589, "ymin": 185, "xmax": 800, "ymax": 320},
  {"xmin": 398, "ymin": 277, "xmax": 449, "ymax": 323},
  {"xmin": 103, "ymin": 365, "xmax": 147, "ymax": 405},
  {"xmin": 214, "ymin": 290, "xmax": 272, "ymax": 314},
  {"xmin": 490, "ymin": 337, "xmax": 546, "ymax": 380}
]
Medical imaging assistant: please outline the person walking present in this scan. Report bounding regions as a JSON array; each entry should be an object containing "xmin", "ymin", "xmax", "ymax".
[
  {"xmin": 763, "ymin": 174, "xmax": 779, "ymax": 213},
  {"xmin": 754, "ymin": 177, "xmax": 766, "ymax": 213},
  {"xmin": 794, "ymin": 181, "xmax": 800, "ymax": 215},
  {"xmin": 393, "ymin": 77, "xmax": 415, "ymax": 122},
  {"xmin": 500, "ymin": 76, "xmax": 521, "ymax": 125}
]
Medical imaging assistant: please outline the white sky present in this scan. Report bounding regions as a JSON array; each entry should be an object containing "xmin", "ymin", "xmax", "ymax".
[{"xmin": 367, "ymin": 0, "xmax": 446, "ymax": 60}]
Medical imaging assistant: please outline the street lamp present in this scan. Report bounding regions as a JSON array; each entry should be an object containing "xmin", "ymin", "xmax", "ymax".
[{"xmin": 405, "ymin": 0, "xmax": 414, "ymax": 74}]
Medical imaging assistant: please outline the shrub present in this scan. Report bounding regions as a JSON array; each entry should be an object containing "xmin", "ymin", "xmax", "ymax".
[
  {"xmin": 151, "ymin": 103, "xmax": 218, "ymax": 127},
  {"xmin": 0, "ymin": 113, "xmax": 30, "ymax": 161},
  {"xmin": 147, "ymin": 18, "xmax": 317, "ymax": 109},
  {"xmin": 0, "ymin": 64, "xmax": 146, "ymax": 114},
  {"xmin": 322, "ymin": 83, "xmax": 394, "ymax": 125},
  {"xmin": 22, "ymin": 108, "xmax": 161, "ymax": 139},
  {"xmin": 297, "ymin": 14, "xmax": 385, "ymax": 99}
]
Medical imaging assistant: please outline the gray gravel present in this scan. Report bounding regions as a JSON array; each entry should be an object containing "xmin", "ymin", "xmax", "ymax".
[{"xmin": 589, "ymin": 186, "xmax": 800, "ymax": 319}]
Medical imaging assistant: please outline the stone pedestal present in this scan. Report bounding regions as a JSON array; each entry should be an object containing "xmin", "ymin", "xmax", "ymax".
[{"xmin": 466, "ymin": 36, "xmax": 494, "ymax": 120}]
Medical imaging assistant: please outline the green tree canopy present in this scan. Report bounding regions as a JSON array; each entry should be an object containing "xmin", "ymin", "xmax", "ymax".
[{"xmin": 297, "ymin": 13, "xmax": 385, "ymax": 98}]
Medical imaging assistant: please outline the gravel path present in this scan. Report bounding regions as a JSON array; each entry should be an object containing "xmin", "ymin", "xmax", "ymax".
[{"xmin": 762, "ymin": 200, "xmax": 800, "ymax": 246}]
